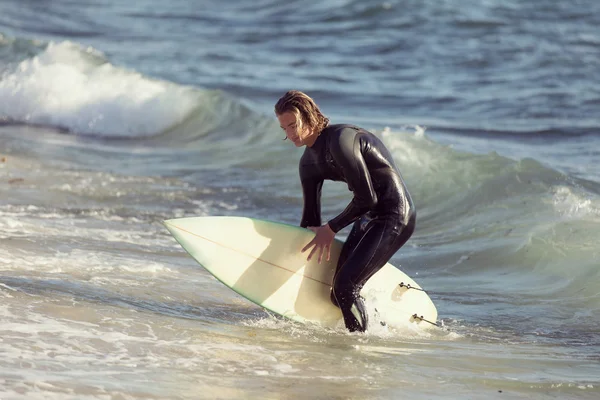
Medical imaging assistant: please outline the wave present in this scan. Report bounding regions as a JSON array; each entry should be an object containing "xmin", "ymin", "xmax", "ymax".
[
  {"xmin": 375, "ymin": 128, "xmax": 600, "ymax": 303},
  {"xmin": 0, "ymin": 36, "xmax": 281, "ymax": 145},
  {"xmin": 0, "ymin": 39, "xmax": 201, "ymax": 137}
]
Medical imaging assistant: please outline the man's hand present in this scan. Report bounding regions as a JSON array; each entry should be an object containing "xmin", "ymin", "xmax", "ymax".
[{"xmin": 302, "ymin": 223, "xmax": 336, "ymax": 263}]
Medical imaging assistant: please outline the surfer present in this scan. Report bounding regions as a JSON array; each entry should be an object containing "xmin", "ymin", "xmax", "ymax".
[{"xmin": 275, "ymin": 90, "xmax": 416, "ymax": 333}]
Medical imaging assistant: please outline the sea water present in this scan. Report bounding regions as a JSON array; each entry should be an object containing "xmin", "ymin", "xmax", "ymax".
[{"xmin": 1, "ymin": 1, "xmax": 599, "ymax": 399}]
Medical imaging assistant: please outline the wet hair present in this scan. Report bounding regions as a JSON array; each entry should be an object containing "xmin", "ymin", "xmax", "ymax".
[{"xmin": 274, "ymin": 90, "xmax": 330, "ymax": 135}]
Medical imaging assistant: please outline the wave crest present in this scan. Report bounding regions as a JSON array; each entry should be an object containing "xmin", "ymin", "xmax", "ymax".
[{"xmin": 0, "ymin": 40, "xmax": 198, "ymax": 137}]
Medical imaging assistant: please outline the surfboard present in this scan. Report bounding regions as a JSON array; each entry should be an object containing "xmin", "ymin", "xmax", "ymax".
[{"xmin": 164, "ymin": 216, "xmax": 438, "ymax": 330}]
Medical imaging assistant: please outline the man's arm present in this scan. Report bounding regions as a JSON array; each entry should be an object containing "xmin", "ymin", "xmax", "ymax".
[
  {"xmin": 327, "ymin": 129, "xmax": 377, "ymax": 232},
  {"xmin": 299, "ymin": 164, "xmax": 324, "ymax": 228}
]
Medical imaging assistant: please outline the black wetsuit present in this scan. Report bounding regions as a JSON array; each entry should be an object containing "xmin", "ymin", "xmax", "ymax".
[{"xmin": 299, "ymin": 124, "xmax": 416, "ymax": 332}]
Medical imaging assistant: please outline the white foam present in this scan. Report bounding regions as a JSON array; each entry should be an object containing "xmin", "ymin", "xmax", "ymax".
[
  {"xmin": 0, "ymin": 283, "xmax": 16, "ymax": 298},
  {"xmin": 378, "ymin": 125, "xmax": 441, "ymax": 171},
  {"xmin": 0, "ymin": 41, "xmax": 198, "ymax": 137},
  {"xmin": 552, "ymin": 186, "xmax": 598, "ymax": 219},
  {"xmin": 0, "ymin": 233, "xmax": 175, "ymax": 281},
  {"xmin": 0, "ymin": 203, "xmax": 170, "ymax": 247},
  {"xmin": 242, "ymin": 308, "xmax": 444, "ymax": 341}
]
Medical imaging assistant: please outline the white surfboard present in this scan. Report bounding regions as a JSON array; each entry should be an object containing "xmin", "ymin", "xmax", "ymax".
[{"xmin": 164, "ymin": 216, "xmax": 438, "ymax": 330}]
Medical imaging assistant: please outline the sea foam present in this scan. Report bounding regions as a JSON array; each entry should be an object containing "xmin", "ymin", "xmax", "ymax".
[{"xmin": 0, "ymin": 41, "xmax": 198, "ymax": 137}]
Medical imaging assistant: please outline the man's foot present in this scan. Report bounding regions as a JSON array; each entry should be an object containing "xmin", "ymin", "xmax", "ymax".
[{"xmin": 345, "ymin": 296, "xmax": 368, "ymax": 332}]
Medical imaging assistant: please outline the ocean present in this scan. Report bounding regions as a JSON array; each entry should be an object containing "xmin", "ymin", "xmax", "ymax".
[{"xmin": 1, "ymin": 0, "xmax": 599, "ymax": 399}]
